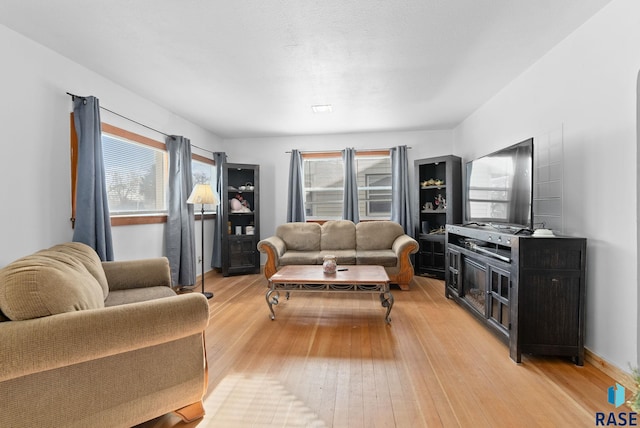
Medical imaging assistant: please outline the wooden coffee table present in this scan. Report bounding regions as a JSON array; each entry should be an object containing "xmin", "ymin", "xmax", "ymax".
[{"xmin": 266, "ymin": 265, "xmax": 393, "ymax": 323}]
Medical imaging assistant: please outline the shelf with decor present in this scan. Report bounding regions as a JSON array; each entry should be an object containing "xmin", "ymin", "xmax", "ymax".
[
  {"xmin": 221, "ymin": 163, "xmax": 260, "ymax": 276},
  {"xmin": 414, "ymin": 155, "xmax": 461, "ymax": 278}
]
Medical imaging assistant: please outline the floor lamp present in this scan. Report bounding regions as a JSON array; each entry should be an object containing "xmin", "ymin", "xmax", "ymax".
[{"xmin": 187, "ymin": 183, "xmax": 217, "ymax": 299}]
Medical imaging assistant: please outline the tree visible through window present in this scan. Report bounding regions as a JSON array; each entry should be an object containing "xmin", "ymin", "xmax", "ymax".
[
  {"xmin": 102, "ymin": 133, "xmax": 167, "ymax": 214},
  {"xmin": 191, "ymin": 155, "xmax": 217, "ymax": 213}
]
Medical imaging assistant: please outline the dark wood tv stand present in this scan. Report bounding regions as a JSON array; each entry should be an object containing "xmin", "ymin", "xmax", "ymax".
[{"xmin": 445, "ymin": 224, "xmax": 587, "ymax": 365}]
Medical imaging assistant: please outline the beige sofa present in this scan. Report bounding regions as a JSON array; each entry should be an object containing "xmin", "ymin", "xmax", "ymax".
[
  {"xmin": 0, "ymin": 242, "xmax": 210, "ymax": 428},
  {"xmin": 257, "ymin": 220, "xmax": 419, "ymax": 290}
]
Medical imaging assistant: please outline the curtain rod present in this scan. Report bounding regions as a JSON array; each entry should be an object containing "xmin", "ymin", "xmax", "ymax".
[
  {"xmin": 66, "ymin": 92, "xmax": 214, "ymax": 155},
  {"xmin": 285, "ymin": 147, "xmax": 412, "ymax": 154}
]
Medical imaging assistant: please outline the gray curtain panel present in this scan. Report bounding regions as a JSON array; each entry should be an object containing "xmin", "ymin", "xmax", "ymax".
[
  {"xmin": 390, "ymin": 145, "xmax": 414, "ymax": 235},
  {"xmin": 211, "ymin": 152, "xmax": 227, "ymax": 269},
  {"xmin": 286, "ymin": 149, "xmax": 306, "ymax": 222},
  {"xmin": 72, "ymin": 95, "xmax": 114, "ymax": 261},
  {"xmin": 166, "ymin": 136, "xmax": 196, "ymax": 287},
  {"xmin": 342, "ymin": 147, "xmax": 360, "ymax": 223}
]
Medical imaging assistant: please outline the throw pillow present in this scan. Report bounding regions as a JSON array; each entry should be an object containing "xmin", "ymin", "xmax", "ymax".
[
  {"xmin": 48, "ymin": 242, "xmax": 109, "ymax": 299},
  {"xmin": 0, "ymin": 250, "xmax": 105, "ymax": 321}
]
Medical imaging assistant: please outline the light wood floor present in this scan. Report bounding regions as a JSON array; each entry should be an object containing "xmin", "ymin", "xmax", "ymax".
[{"xmin": 139, "ymin": 272, "xmax": 625, "ymax": 427}]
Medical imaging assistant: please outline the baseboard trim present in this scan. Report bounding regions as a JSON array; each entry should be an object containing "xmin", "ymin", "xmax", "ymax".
[
  {"xmin": 204, "ymin": 270, "xmax": 218, "ymax": 280},
  {"xmin": 585, "ymin": 348, "xmax": 637, "ymax": 393}
]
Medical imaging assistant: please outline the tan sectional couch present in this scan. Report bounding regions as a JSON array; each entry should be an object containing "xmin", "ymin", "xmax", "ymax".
[
  {"xmin": 257, "ymin": 220, "xmax": 419, "ymax": 290},
  {"xmin": 0, "ymin": 242, "xmax": 210, "ymax": 427}
]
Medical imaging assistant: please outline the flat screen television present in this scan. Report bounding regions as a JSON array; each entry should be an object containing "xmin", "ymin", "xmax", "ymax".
[{"xmin": 464, "ymin": 138, "xmax": 534, "ymax": 231}]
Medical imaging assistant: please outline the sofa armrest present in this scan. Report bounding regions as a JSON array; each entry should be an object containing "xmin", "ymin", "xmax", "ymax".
[
  {"xmin": 258, "ymin": 236, "xmax": 286, "ymax": 258},
  {"xmin": 0, "ymin": 293, "xmax": 209, "ymax": 383},
  {"xmin": 391, "ymin": 235, "xmax": 419, "ymax": 290},
  {"xmin": 102, "ymin": 257, "xmax": 171, "ymax": 291},
  {"xmin": 392, "ymin": 234, "xmax": 419, "ymax": 257},
  {"xmin": 257, "ymin": 236, "xmax": 286, "ymax": 279}
]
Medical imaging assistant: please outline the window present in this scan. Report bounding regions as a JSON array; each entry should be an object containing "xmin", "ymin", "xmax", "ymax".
[
  {"xmin": 303, "ymin": 150, "xmax": 392, "ymax": 220},
  {"xmin": 365, "ymin": 173, "xmax": 392, "ymax": 216},
  {"xmin": 358, "ymin": 156, "xmax": 392, "ymax": 218},
  {"xmin": 303, "ymin": 155, "xmax": 344, "ymax": 219},
  {"xmin": 102, "ymin": 132, "xmax": 168, "ymax": 215},
  {"xmin": 70, "ymin": 115, "xmax": 216, "ymax": 225},
  {"xmin": 191, "ymin": 154, "xmax": 217, "ymax": 214}
]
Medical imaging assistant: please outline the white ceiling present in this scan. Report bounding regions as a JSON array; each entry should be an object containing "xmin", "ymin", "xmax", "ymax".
[{"xmin": 0, "ymin": 0, "xmax": 612, "ymax": 138}]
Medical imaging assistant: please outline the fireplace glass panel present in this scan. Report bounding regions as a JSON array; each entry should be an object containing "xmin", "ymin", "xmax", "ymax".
[{"xmin": 462, "ymin": 258, "xmax": 486, "ymax": 315}]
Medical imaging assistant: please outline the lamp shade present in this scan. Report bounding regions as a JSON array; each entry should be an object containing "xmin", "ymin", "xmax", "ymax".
[{"xmin": 187, "ymin": 184, "xmax": 217, "ymax": 205}]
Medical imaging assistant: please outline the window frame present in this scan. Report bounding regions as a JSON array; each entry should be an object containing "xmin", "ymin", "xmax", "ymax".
[
  {"xmin": 302, "ymin": 149, "xmax": 392, "ymax": 221},
  {"xmin": 302, "ymin": 151, "xmax": 344, "ymax": 221},
  {"xmin": 364, "ymin": 172, "xmax": 392, "ymax": 217},
  {"xmin": 70, "ymin": 115, "xmax": 216, "ymax": 226}
]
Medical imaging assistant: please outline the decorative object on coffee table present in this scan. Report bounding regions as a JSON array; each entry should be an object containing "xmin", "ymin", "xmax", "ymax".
[
  {"xmin": 322, "ymin": 255, "xmax": 337, "ymax": 273},
  {"xmin": 187, "ymin": 183, "xmax": 217, "ymax": 299}
]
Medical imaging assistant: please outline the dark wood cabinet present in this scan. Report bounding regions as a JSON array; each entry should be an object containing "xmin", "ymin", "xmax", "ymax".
[
  {"xmin": 221, "ymin": 163, "xmax": 260, "ymax": 276},
  {"xmin": 445, "ymin": 224, "xmax": 586, "ymax": 365},
  {"xmin": 414, "ymin": 155, "xmax": 461, "ymax": 278}
]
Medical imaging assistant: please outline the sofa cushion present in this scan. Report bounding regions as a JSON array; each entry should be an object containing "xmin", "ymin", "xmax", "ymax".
[
  {"xmin": 356, "ymin": 249, "xmax": 398, "ymax": 267},
  {"xmin": 356, "ymin": 221, "xmax": 404, "ymax": 250},
  {"xmin": 320, "ymin": 220, "xmax": 356, "ymax": 251},
  {"xmin": 317, "ymin": 250, "xmax": 356, "ymax": 265},
  {"xmin": 104, "ymin": 286, "xmax": 176, "ymax": 307},
  {"xmin": 280, "ymin": 251, "xmax": 321, "ymax": 265},
  {"xmin": 277, "ymin": 222, "xmax": 321, "ymax": 251},
  {"xmin": 48, "ymin": 242, "xmax": 109, "ymax": 299},
  {"xmin": 101, "ymin": 258, "xmax": 171, "ymax": 291},
  {"xmin": 0, "ymin": 250, "xmax": 105, "ymax": 321}
]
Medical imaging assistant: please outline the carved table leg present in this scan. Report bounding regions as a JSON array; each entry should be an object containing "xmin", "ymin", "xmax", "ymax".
[
  {"xmin": 379, "ymin": 289, "xmax": 394, "ymax": 324},
  {"xmin": 266, "ymin": 288, "xmax": 280, "ymax": 320}
]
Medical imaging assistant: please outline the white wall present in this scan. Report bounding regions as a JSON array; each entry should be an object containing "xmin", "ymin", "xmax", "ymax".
[
  {"xmin": 0, "ymin": 24, "xmax": 222, "ymax": 267},
  {"xmin": 454, "ymin": 0, "xmax": 640, "ymax": 372},
  {"xmin": 222, "ymin": 129, "xmax": 454, "ymax": 242}
]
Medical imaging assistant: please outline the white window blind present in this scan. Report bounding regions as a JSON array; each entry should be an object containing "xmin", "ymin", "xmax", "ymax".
[{"xmin": 102, "ymin": 133, "xmax": 168, "ymax": 215}]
